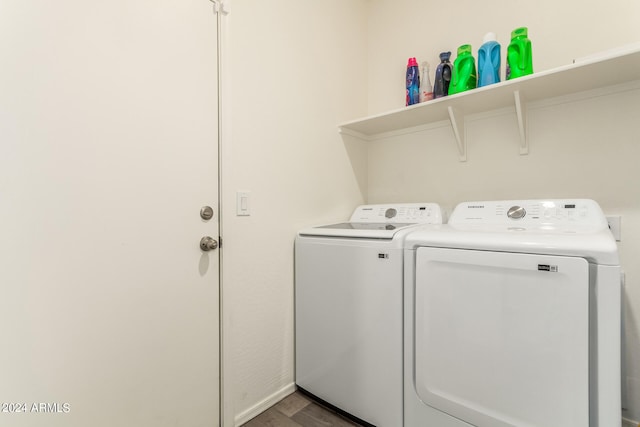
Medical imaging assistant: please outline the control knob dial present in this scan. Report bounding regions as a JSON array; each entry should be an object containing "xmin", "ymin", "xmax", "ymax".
[{"xmin": 507, "ymin": 205, "xmax": 526, "ymax": 220}]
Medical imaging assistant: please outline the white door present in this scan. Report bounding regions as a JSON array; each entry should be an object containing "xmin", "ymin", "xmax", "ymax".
[
  {"xmin": 0, "ymin": 2, "xmax": 220, "ymax": 426},
  {"xmin": 414, "ymin": 247, "xmax": 589, "ymax": 427}
]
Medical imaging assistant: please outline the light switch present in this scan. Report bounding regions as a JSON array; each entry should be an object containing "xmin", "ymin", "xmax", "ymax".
[{"xmin": 237, "ymin": 191, "xmax": 250, "ymax": 216}]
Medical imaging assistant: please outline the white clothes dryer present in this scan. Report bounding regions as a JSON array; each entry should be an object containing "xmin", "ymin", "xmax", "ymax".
[
  {"xmin": 296, "ymin": 203, "xmax": 443, "ymax": 427},
  {"xmin": 404, "ymin": 199, "xmax": 620, "ymax": 427}
]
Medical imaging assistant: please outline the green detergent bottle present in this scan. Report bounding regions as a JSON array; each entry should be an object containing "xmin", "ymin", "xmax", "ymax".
[
  {"xmin": 448, "ymin": 44, "xmax": 477, "ymax": 95},
  {"xmin": 506, "ymin": 27, "xmax": 533, "ymax": 80}
]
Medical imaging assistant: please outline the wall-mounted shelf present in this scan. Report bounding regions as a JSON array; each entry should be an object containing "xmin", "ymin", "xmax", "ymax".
[{"xmin": 339, "ymin": 46, "xmax": 640, "ymax": 161}]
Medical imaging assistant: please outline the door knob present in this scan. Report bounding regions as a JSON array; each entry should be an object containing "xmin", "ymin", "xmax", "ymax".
[{"xmin": 200, "ymin": 236, "xmax": 218, "ymax": 251}]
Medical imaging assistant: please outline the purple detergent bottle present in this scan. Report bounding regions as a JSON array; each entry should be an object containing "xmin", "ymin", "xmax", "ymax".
[{"xmin": 433, "ymin": 52, "xmax": 452, "ymax": 98}]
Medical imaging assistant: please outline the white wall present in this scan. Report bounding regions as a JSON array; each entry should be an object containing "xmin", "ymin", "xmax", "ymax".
[
  {"xmin": 365, "ymin": 0, "xmax": 640, "ymax": 422},
  {"xmin": 220, "ymin": 1, "xmax": 368, "ymax": 425},
  {"xmin": 220, "ymin": 0, "xmax": 640, "ymax": 424}
]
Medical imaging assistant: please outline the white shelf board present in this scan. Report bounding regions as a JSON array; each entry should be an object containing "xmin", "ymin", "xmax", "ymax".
[{"xmin": 339, "ymin": 46, "xmax": 640, "ymax": 138}]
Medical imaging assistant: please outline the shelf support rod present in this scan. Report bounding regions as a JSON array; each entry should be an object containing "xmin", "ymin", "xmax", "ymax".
[
  {"xmin": 447, "ymin": 106, "xmax": 467, "ymax": 162},
  {"xmin": 514, "ymin": 90, "xmax": 528, "ymax": 155}
]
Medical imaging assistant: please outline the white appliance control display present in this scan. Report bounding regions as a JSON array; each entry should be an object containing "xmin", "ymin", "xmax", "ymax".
[
  {"xmin": 350, "ymin": 203, "xmax": 442, "ymax": 224},
  {"xmin": 449, "ymin": 199, "xmax": 608, "ymax": 229}
]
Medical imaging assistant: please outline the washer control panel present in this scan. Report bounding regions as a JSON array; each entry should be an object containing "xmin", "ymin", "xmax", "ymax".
[
  {"xmin": 350, "ymin": 203, "xmax": 443, "ymax": 224},
  {"xmin": 449, "ymin": 199, "xmax": 608, "ymax": 229}
]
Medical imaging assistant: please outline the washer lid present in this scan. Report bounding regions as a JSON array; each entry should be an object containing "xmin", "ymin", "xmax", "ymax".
[
  {"xmin": 299, "ymin": 222, "xmax": 418, "ymax": 239},
  {"xmin": 299, "ymin": 203, "xmax": 442, "ymax": 239}
]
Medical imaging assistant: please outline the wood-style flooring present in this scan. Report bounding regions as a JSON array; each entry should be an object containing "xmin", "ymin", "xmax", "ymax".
[{"xmin": 241, "ymin": 391, "xmax": 365, "ymax": 427}]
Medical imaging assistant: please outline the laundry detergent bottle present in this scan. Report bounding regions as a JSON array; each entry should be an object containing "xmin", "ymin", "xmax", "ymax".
[
  {"xmin": 433, "ymin": 51, "xmax": 452, "ymax": 98},
  {"xmin": 419, "ymin": 61, "xmax": 434, "ymax": 102},
  {"xmin": 506, "ymin": 27, "xmax": 533, "ymax": 80},
  {"xmin": 478, "ymin": 32, "xmax": 501, "ymax": 87},
  {"xmin": 448, "ymin": 44, "xmax": 477, "ymax": 95},
  {"xmin": 406, "ymin": 57, "xmax": 420, "ymax": 106}
]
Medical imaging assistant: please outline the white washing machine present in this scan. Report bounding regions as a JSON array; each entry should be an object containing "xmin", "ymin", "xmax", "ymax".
[
  {"xmin": 404, "ymin": 199, "xmax": 621, "ymax": 427},
  {"xmin": 295, "ymin": 203, "xmax": 443, "ymax": 427}
]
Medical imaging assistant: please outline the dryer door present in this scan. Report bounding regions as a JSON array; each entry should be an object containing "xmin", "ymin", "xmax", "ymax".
[{"xmin": 414, "ymin": 247, "xmax": 589, "ymax": 427}]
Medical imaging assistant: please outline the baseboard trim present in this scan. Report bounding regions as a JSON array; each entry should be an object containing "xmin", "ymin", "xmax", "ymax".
[
  {"xmin": 234, "ymin": 382, "xmax": 297, "ymax": 426},
  {"xmin": 233, "ymin": 388, "xmax": 639, "ymax": 427}
]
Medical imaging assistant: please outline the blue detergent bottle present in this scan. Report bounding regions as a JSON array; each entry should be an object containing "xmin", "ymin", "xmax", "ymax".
[
  {"xmin": 478, "ymin": 32, "xmax": 501, "ymax": 87},
  {"xmin": 406, "ymin": 57, "xmax": 420, "ymax": 106}
]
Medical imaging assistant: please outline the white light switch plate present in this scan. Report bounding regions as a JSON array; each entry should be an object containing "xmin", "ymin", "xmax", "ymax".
[{"xmin": 236, "ymin": 191, "xmax": 250, "ymax": 216}]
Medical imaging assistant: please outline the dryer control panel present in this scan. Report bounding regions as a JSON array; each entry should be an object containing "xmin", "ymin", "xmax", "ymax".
[
  {"xmin": 449, "ymin": 199, "xmax": 608, "ymax": 230},
  {"xmin": 350, "ymin": 203, "xmax": 443, "ymax": 224}
]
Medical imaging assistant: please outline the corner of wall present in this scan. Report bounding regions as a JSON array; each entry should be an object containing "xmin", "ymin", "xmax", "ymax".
[{"xmin": 233, "ymin": 383, "xmax": 296, "ymax": 426}]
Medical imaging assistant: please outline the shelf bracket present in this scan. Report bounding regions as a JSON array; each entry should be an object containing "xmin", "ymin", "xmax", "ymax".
[
  {"xmin": 447, "ymin": 106, "xmax": 467, "ymax": 162},
  {"xmin": 210, "ymin": 0, "xmax": 229, "ymax": 15},
  {"xmin": 514, "ymin": 90, "xmax": 528, "ymax": 155}
]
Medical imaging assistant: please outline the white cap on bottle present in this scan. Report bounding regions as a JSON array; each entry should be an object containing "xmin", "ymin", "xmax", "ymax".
[{"xmin": 483, "ymin": 32, "xmax": 497, "ymax": 43}]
